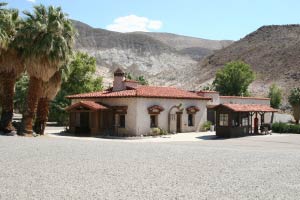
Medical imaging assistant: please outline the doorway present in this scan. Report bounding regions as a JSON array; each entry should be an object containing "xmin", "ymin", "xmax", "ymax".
[
  {"xmin": 176, "ymin": 113, "xmax": 182, "ymax": 133},
  {"xmin": 76, "ymin": 112, "xmax": 90, "ymax": 136}
]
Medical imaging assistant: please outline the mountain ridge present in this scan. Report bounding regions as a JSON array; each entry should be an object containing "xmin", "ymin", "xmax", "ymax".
[
  {"xmin": 196, "ymin": 24, "xmax": 300, "ymax": 99},
  {"xmin": 72, "ymin": 19, "xmax": 300, "ymax": 101},
  {"xmin": 72, "ymin": 19, "xmax": 233, "ymax": 87}
]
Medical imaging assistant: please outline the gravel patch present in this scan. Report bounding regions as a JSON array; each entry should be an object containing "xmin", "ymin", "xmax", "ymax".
[{"xmin": 1, "ymin": 134, "xmax": 300, "ymax": 199}]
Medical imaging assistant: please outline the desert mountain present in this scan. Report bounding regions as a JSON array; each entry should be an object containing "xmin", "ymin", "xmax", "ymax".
[
  {"xmin": 196, "ymin": 25, "xmax": 300, "ymax": 98},
  {"xmin": 72, "ymin": 20, "xmax": 232, "ymax": 87}
]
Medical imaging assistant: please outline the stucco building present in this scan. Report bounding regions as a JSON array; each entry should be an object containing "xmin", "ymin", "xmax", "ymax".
[
  {"xmin": 66, "ymin": 69, "xmax": 210, "ymax": 137},
  {"xmin": 66, "ymin": 69, "xmax": 276, "ymax": 137}
]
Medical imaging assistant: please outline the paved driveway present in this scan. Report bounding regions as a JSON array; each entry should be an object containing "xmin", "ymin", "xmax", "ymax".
[{"xmin": 1, "ymin": 131, "xmax": 300, "ymax": 200}]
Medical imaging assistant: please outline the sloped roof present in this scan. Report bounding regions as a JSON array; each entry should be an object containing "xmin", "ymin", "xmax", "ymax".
[
  {"xmin": 217, "ymin": 104, "xmax": 277, "ymax": 112},
  {"xmin": 67, "ymin": 86, "xmax": 211, "ymax": 100},
  {"xmin": 65, "ymin": 101, "xmax": 108, "ymax": 111}
]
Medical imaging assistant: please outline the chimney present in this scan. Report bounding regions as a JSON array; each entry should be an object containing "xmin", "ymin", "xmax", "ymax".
[{"xmin": 113, "ymin": 68, "xmax": 125, "ymax": 91}]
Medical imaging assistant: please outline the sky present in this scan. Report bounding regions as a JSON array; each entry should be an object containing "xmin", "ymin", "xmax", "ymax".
[{"xmin": 6, "ymin": 0, "xmax": 300, "ymax": 40}]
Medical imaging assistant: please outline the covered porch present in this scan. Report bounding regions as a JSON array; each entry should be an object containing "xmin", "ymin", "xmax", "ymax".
[
  {"xmin": 214, "ymin": 104, "xmax": 277, "ymax": 138},
  {"xmin": 65, "ymin": 101, "xmax": 114, "ymax": 137}
]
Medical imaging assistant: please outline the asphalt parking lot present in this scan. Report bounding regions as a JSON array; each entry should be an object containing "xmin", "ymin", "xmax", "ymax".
[{"xmin": 1, "ymin": 132, "xmax": 300, "ymax": 200}]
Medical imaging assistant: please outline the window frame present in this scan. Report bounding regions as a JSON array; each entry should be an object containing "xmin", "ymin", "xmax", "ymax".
[
  {"xmin": 150, "ymin": 115, "xmax": 158, "ymax": 128},
  {"xmin": 219, "ymin": 113, "xmax": 229, "ymax": 126},
  {"xmin": 188, "ymin": 114, "xmax": 194, "ymax": 127},
  {"xmin": 242, "ymin": 117, "xmax": 248, "ymax": 126}
]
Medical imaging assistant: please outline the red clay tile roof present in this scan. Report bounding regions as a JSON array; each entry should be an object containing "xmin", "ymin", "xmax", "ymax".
[
  {"xmin": 220, "ymin": 96, "xmax": 270, "ymax": 100},
  {"xmin": 67, "ymin": 86, "xmax": 211, "ymax": 100},
  {"xmin": 219, "ymin": 104, "xmax": 277, "ymax": 112},
  {"xmin": 65, "ymin": 101, "xmax": 108, "ymax": 111}
]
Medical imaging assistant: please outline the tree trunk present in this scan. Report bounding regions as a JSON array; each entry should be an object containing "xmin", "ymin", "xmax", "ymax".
[
  {"xmin": 293, "ymin": 105, "xmax": 300, "ymax": 124},
  {"xmin": 20, "ymin": 77, "xmax": 42, "ymax": 136},
  {"xmin": 34, "ymin": 97, "xmax": 50, "ymax": 135},
  {"xmin": 0, "ymin": 77, "xmax": 16, "ymax": 133}
]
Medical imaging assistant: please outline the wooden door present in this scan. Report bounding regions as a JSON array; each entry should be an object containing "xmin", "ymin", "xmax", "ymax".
[
  {"xmin": 80, "ymin": 112, "xmax": 90, "ymax": 134},
  {"xmin": 176, "ymin": 113, "xmax": 182, "ymax": 133}
]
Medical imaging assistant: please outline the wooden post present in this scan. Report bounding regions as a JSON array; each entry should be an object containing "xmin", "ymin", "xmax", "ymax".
[
  {"xmin": 254, "ymin": 112, "xmax": 258, "ymax": 134},
  {"xmin": 271, "ymin": 112, "xmax": 274, "ymax": 123}
]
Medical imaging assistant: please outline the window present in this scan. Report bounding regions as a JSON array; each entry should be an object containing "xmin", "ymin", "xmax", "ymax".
[
  {"xmin": 242, "ymin": 117, "xmax": 248, "ymax": 126},
  {"xmin": 219, "ymin": 114, "xmax": 228, "ymax": 126},
  {"xmin": 188, "ymin": 114, "xmax": 194, "ymax": 127},
  {"xmin": 150, "ymin": 115, "xmax": 158, "ymax": 128},
  {"xmin": 119, "ymin": 115, "xmax": 125, "ymax": 128},
  {"xmin": 232, "ymin": 113, "xmax": 239, "ymax": 127}
]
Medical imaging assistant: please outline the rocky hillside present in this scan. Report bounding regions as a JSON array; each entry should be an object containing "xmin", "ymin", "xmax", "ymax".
[
  {"xmin": 136, "ymin": 32, "xmax": 232, "ymax": 60},
  {"xmin": 195, "ymin": 25, "xmax": 300, "ymax": 98},
  {"xmin": 72, "ymin": 20, "xmax": 232, "ymax": 87}
]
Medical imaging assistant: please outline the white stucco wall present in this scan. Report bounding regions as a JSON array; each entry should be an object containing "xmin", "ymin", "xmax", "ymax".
[
  {"xmin": 135, "ymin": 98, "xmax": 208, "ymax": 136},
  {"xmin": 72, "ymin": 98, "xmax": 138, "ymax": 136},
  {"xmin": 72, "ymin": 98, "xmax": 208, "ymax": 136}
]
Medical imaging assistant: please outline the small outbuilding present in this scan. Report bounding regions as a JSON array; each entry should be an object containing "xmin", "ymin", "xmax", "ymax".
[{"xmin": 213, "ymin": 104, "xmax": 277, "ymax": 138}]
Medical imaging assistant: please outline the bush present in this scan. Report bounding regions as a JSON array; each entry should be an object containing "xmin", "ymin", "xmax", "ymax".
[
  {"xmin": 202, "ymin": 121, "xmax": 212, "ymax": 131},
  {"xmin": 272, "ymin": 122, "xmax": 300, "ymax": 134},
  {"xmin": 150, "ymin": 127, "xmax": 168, "ymax": 136},
  {"xmin": 159, "ymin": 128, "xmax": 167, "ymax": 135}
]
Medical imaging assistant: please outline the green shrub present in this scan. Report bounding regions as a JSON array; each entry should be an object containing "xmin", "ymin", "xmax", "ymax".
[
  {"xmin": 150, "ymin": 127, "xmax": 168, "ymax": 136},
  {"xmin": 289, "ymin": 124, "xmax": 300, "ymax": 133},
  {"xmin": 150, "ymin": 128, "xmax": 160, "ymax": 136},
  {"xmin": 202, "ymin": 121, "xmax": 212, "ymax": 131},
  {"xmin": 272, "ymin": 122, "xmax": 300, "ymax": 133},
  {"xmin": 159, "ymin": 128, "xmax": 167, "ymax": 135}
]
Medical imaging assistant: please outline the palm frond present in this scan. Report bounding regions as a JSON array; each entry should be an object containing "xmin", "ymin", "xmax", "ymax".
[{"xmin": 16, "ymin": 5, "xmax": 76, "ymax": 81}]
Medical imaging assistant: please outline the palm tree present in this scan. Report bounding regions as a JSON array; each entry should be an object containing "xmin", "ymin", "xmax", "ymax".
[
  {"xmin": 34, "ymin": 71, "xmax": 62, "ymax": 135},
  {"xmin": 34, "ymin": 63, "xmax": 71, "ymax": 135},
  {"xmin": 0, "ymin": 5, "xmax": 24, "ymax": 134},
  {"xmin": 15, "ymin": 5, "xmax": 75, "ymax": 136},
  {"xmin": 288, "ymin": 87, "xmax": 300, "ymax": 124}
]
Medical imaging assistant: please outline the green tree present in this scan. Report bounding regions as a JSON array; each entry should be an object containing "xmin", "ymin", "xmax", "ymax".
[
  {"xmin": 15, "ymin": 5, "xmax": 75, "ymax": 135},
  {"xmin": 125, "ymin": 72, "xmax": 132, "ymax": 80},
  {"xmin": 125, "ymin": 72, "xmax": 148, "ymax": 85},
  {"xmin": 213, "ymin": 61, "xmax": 255, "ymax": 96},
  {"xmin": 48, "ymin": 52, "xmax": 103, "ymax": 125},
  {"xmin": 268, "ymin": 84, "xmax": 282, "ymax": 109},
  {"xmin": 288, "ymin": 87, "xmax": 300, "ymax": 124},
  {"xmin": 136, "ymin": 76, "xmax": 148, "ymax": 85}
]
